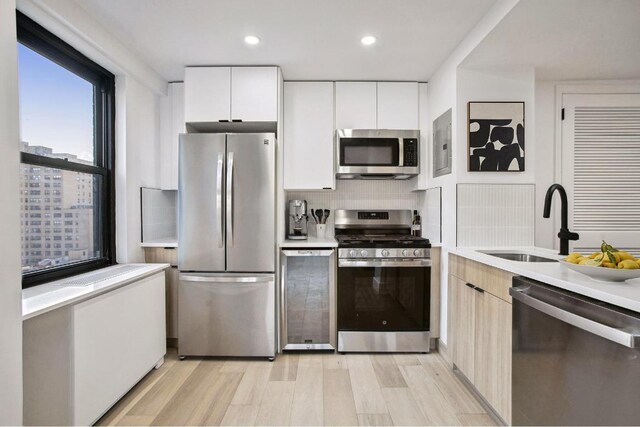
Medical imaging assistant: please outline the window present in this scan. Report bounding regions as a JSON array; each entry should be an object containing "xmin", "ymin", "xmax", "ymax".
[{"xmin": 17, "ymin": 12, "xmax": 115, "ymax": 288}]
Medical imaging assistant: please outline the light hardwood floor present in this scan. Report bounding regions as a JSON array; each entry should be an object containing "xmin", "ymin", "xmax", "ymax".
[{"xmin": 96, "ymin": 349, "xmax": 497, "ymax": 426}]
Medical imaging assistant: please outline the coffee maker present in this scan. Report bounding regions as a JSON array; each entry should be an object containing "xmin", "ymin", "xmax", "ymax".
[{"xmin": 287, "ymin": 199, "xmax": 308, "ymax": 240}]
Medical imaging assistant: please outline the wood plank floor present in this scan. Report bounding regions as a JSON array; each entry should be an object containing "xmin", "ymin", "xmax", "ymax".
[{"xmin": 96, "ymin": 349, "xmax": 497, "ymax": 426}]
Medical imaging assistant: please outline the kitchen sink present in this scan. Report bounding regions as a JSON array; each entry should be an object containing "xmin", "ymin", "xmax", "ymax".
[{"xmin": 478, "ymin": 251, "xmax": 558, "ymax": 263}]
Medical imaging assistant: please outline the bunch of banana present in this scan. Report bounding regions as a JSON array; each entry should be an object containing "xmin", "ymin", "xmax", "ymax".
[{"xmin": 564, "ymin": 241, "xmax": 640, "ymax": 269}]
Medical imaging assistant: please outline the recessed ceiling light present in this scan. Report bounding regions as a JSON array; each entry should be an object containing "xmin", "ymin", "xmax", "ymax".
[
  {"xmin": 361, "ymin": 35, "xmax": 376, "ymax": 46},
  {"xmin": 244, "ymin": 35, "xmax": 260, "ymax": 45}
]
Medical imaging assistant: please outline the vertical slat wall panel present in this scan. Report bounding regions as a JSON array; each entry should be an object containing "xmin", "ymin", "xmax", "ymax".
[
  {"xmin": 573, "ymin": 106, "xmax": 640, "ymax": 231},
  {"xmin": 457, "ymin": 184, "xmax": 535, "ymax": 247}
]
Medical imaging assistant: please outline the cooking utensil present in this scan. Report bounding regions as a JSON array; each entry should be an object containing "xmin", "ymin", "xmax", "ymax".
[
  {"xmin": 323, "ymin": 210, "xmax": 330, "ymax": 224},
  {"xmin": 310, "ymin": 209, "xmax": 318, "ymax": 224},
  {"xmin": 315, "ymin": 209, "xmax": 324, "ymax": 224}
]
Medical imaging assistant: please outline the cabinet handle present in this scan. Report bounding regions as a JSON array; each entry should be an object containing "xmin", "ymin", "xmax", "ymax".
[
  {"xmin": 474, "ymin": 287, "xmax": 485, "ymax": 294},
  {"xmin": 231, "ymin": 119, "xmax": 243, "ymax": 122},
  {"xmin": 218, "ymin": 119, "xmax": 229, "ymax": 122},
  {"xmin": 465, "ymin": 282, "xmax": 476, "ymax": 289}
]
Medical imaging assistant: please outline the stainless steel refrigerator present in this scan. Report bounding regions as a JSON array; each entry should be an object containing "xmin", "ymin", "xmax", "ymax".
[{"xmin": 177, "ymin": 133, "xmax": 276, "ymax": 358}]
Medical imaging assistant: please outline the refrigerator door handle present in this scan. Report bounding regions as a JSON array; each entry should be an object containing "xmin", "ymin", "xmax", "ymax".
[
  {"xmin": 227, "ymin": 151, "xmax": 235, "ymax": 247},
  {"xmin": 216, "ymin": 152, "xmax": 224, "ymax": 248},
  {"xmin": 180, "ymin": 275, "xmax": 274, "ymax": 283}
]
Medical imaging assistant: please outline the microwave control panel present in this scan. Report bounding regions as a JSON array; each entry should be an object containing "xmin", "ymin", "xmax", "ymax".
[{"xmin": 403, "ymin": 138, "xmax": 418, "ymax": 166}]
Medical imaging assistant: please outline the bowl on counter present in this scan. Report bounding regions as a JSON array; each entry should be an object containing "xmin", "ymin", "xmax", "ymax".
[{"xmin": 559, "ymin": 260, "xmax": 640, "ymax": 282}]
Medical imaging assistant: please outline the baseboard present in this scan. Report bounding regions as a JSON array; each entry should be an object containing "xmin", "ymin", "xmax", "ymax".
[
  {"xmin": 452, "ymin": 365, "xmax": 508, "ymax": 426},
  {"xmin": 436, "ymin": 338, "xmax": 453, "ymax": 367}
]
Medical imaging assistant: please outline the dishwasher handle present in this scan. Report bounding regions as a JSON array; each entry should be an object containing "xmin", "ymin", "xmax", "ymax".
[{"xmin": 510, "ymin": 286, "xmax": 640, "ymax": 349}]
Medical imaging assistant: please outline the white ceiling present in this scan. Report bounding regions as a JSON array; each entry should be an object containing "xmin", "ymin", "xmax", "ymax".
[
  {"xmin": 74, "ymin": 0, "xmax": 496, "ymax": 82},
  {"xmin": 461, "ymin": 0, "xmax": 640, "ymax": 80}
]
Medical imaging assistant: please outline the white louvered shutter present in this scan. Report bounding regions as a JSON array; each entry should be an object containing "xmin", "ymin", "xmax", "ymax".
[{"xmin": 562, "ymin": 94, "xmax": 640, "ymax": 256}]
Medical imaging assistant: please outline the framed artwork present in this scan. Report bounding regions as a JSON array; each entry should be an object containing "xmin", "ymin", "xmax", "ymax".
[{"xmin": 468, "ymin": 101, "xmax": 525, "ymax": 172}]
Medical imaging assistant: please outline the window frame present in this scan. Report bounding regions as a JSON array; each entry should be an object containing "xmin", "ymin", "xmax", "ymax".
[{"xmin": 17, "ymin": 11, "xmax": 116, "ymax": 288}]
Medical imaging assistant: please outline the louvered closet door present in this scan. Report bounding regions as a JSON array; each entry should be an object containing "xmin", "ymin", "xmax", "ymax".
[{"xmin": 562, "ymin": 94, "xmax": 640, "ymax": 255}]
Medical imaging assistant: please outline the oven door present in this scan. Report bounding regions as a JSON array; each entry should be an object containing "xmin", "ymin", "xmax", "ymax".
[{"xmin": 337, "ymin": 260, "xmax": 430, "ymax": 333}]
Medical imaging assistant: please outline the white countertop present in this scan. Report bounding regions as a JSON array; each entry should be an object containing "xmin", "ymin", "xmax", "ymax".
[
  {"xmin": 22, "ymin": 263, "xmax": 169, "ymax": 320},
  {"xmin": 141, "ymin": 238, "xmax": 177, "ymax": 248},
  {"xmin": 450, "ymin": 246, "xmax": 640, "ymax": 313},
  {"xmin": 280, "ymin": 236, "xmax": 338, "ymax": 248}
]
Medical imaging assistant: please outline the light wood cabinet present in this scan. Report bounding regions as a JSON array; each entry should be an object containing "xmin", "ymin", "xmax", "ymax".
[
  {"xmin": 184, "ymin": 66, "xmax": 278, "ymax": 124},
  {"xmin": 144, "ymin": 247, "xmax": 178, "ymax": 340},
  {"xmin": 283, "ymin": 81, "xmax": 335, "ymax": 190},
  {"xmin": 449, "ymin": 274, "xmax": 476, "ymax": 383},
  {"xmin": 475, "ymin": 289, "xmax": 512, "ymax": 423},
  {"xmin": 376, "ymin": 82, "xmax": 419, "ymax": 129},
  {"xmin": 449, "ymin": 254, "xmax": 513, "ymax": 424},
  {"xmin": 335, "ymin": 81, "xmax": 377, "ymax": 129}
]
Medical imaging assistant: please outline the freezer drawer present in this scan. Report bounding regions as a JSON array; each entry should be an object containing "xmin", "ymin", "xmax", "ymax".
[{"xmin": 178, "ymin": 273, "xmax": 275, "ymax": 358}]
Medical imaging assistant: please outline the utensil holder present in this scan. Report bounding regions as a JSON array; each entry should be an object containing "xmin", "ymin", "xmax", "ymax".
[{"xmin": 316, "ymin": 224, "xmax": 327, "ymax": 239}]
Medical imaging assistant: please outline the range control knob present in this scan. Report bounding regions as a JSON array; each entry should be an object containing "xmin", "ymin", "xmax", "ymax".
[
  {"xmin": 414, "ymin": 249, "xmax": 422, "ymax": 257},
  {"xmin": 402, "ymin": 249, "xmax": 410, "ymax": 257},
  {"xmin": 381, "ymin": 249, "xmax": 390, "ymax": 257},
  {"xmin": 349, "ymin": 249, "xmax": 358, "ymax": 258},
  {"xmin": 361, "ymin": 249, "xmax": 369, "ymax": 257}
]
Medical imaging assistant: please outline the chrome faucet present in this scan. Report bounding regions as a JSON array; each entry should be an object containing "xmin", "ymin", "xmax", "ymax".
[{"xmin": 543, "ymin": 184, "xmax": 579, "ymax": 256}]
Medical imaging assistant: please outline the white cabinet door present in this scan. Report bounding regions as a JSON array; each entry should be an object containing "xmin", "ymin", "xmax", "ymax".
[
  {"xmin": 414, "ymin": 83, "xmax": 429, "ymax": 190},
  {"xmin": 284, "ymin": 82, "xmax": 335, "ymax": 190},
  {"xmin": 160, "ymin": 82, "xmax": 184, "ymax": 190},
  {"xmin": 377, "ymin": 82, "xmax": 419, "ymax": 129},
  {"xmin": 184, "ymin": 67, "xmax": 231, "ymax": 123},
  {"xmin": 73, "ymin": 273, "xmax": 166, "ymax": 425},
  {"xmin": 231, "ymin": 67, "xmax": 278, "ymax": 122},
  {"xmin": 335, "ymin": 81, "xmax": 377, "ymax": 129}
]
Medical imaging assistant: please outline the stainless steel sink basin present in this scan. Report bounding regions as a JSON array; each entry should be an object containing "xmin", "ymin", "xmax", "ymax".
[{"xmin": 479, "ymin": 251, "xmax": 558, "ymax": 263}]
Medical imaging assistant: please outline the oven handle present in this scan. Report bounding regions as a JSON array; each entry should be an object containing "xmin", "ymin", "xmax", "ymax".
[{"xmin": 338, "ymin": 259, "xmax": 431, "ymax": 268}]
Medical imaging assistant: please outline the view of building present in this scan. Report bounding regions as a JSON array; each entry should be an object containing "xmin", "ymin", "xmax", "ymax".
[{"xmin": 20, "ymin": 141, "xmax": 96, "ymax": 272}]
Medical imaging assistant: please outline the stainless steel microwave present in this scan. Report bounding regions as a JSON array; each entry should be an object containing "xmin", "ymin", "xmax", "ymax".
[{"xmin": 336, "ymin": 129, "xmax": 419, "ymax": 179}]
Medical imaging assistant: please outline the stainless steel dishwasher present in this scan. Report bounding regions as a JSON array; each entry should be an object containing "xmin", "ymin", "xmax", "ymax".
[
  {"xmin": 280, "ymin": 249, "xmax": 336, "ymax": 351},
  {"xmin": 510, "ymin": 277, "xmax": 640, "ymax": 426}
]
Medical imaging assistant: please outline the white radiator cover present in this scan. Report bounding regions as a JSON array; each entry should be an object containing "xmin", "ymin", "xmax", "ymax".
[{"xmin": 23, "ymin": 273, "xmax": 166, "ymax": 426}]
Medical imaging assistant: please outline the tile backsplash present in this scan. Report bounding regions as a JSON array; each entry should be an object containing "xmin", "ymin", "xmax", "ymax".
[
  {"xmin": 141, "ymin": 187, "xmax": 177, "ymax": 242},
  {"xmin": 457, "ymin": 183, "xmax": 535, "ymax": 247},
  {"xmin": 286, "ymin": 180, "xmax": 420, "ymax": 237}
]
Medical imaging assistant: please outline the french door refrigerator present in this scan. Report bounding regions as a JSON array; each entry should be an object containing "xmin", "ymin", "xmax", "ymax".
[{"xmin": 177, "ymin": 133, "xmax": 276, "ymax": 358}]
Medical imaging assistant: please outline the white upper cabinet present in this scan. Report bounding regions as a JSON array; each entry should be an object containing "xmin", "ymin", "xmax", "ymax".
[
  {"xmin": 414, "ymin": 83, "xmax": 429, "ymax": 190},
  {"xmin": 160, "ymin": 82, "xmax": 185, "ymax": 190},
  {"xmin": 231, "ymin": 67, "xmax": 278, "ymax": 122},
  {"xmin": 184, "ymin": 66, "xmax": 278, "ymax": 123},
  {"xmin": 377, "ymin": 82, "xmax": 419, "ymax": 129},
  {"xmin": 284, "ymin": 82, "xmax": 335, "ymax": 190},
  {"xmin": 184, "ymin": 67, "xmax": 231, "ymax": 123},
  {"xmin": 335, "ymin": 81, "xmax": 377, "ymax": 129}
]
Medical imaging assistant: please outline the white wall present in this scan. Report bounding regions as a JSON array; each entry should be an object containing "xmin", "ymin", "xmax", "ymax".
[
  {"xmin": 0, "ymin": 1, "xmax": 24, "ymax": 424},
  {"xmin": 422, "ymin": 0, "xmax": 520, "ymax": 345},
  {"xmin": 116, "ymin": 77, "xmax": 162, "ymax": 263},
  {"xmin": 17, "ymin": 0, "xmax": 166, "ymax": 263}
]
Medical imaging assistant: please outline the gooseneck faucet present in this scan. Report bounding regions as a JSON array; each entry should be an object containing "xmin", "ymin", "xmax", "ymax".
[{"xmin": 543, "ymin": 184, "xmax": 579, "ymax": 256}]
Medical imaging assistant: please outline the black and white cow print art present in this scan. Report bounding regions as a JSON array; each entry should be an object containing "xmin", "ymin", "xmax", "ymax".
[{"xmin": 468, "ymin": 102, "xmax": 525, "ymax": 172}]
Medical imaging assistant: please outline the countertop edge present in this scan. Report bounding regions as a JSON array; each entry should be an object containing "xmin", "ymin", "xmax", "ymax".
[
  {"xmin": 449, "ymin": 247, "xmax": 640, "ymax": 313},
  {"xmin": 22, "ymin": 264, "xmax": 170, "ymax": 320},
  {"xmin": 279, "ymin": 237, "xmax": 338, "ymax": 248}
]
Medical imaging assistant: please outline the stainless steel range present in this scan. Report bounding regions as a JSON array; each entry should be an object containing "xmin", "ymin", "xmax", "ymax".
[{"xmin": 335, "ymin": 209, "xmax": 431, "ymax": 353}]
